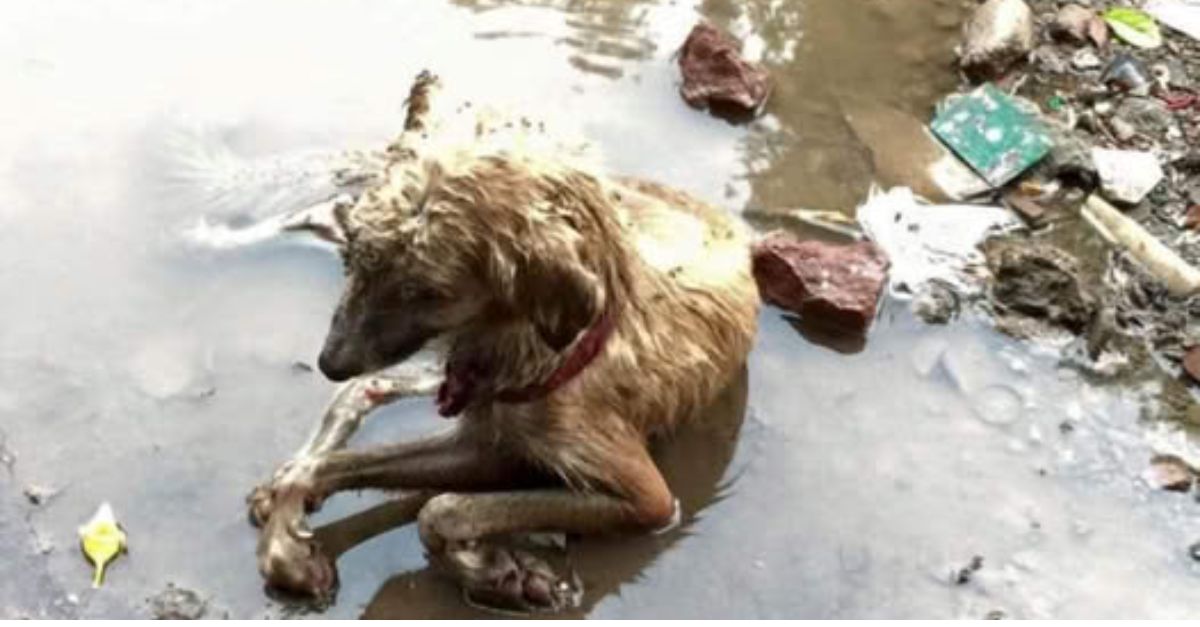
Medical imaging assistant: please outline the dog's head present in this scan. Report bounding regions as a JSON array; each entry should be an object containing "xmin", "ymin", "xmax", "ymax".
[{"xmin": 316, "ymin": 156, "xmax": 612, "ymax": 382}]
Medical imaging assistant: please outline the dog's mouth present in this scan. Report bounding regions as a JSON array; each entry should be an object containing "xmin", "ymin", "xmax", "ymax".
[{"xmin": 318, "ymin": 329, "xmax": 435, "ymax": 382}]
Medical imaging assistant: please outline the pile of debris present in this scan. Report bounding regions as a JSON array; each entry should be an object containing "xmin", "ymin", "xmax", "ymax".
[
  {"xmin": 945, "ymin": 0, "xmax": 1200, "ymax": 384},
  {"xmin": 750, "ymin": 0, "xmax": 1200, "ymax": 386}
]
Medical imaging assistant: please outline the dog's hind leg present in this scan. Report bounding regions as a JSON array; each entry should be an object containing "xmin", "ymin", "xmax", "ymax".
[
  {"xmin": 414, "ymin": 445, "xmax": 678, "ymax": 613},
  {"xmin": 247, "ymin": 363, "xmax": 441, "ymax": 527}
]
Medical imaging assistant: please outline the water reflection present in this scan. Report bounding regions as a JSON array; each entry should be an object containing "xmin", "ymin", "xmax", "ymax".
[{"xmin": 451, "ymin": 0, "xmax": 658, "ymax": 79}]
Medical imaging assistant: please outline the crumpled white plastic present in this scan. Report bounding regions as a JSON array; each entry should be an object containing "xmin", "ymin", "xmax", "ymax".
[{"xmin": 856, "ymin": 187, "xmax": 1024, "ymax": 299}]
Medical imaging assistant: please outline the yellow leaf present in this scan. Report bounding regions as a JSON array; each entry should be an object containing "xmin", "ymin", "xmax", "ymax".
[{"xmin": 78, "ymin": 502, "xmax": 127, "ymax": 587}]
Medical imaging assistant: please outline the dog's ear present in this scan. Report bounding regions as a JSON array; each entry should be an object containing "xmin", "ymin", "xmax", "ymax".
[{"xmin": 512, "ymin": 253, "xmax": 603, "ymax": 352}]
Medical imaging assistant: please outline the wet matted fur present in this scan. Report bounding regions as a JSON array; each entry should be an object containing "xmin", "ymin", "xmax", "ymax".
[{"xmin": 250, "ymin": 71, "xmax": 760, "ymax": 612}]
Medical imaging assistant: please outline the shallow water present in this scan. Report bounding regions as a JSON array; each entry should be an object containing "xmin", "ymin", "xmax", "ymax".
[{"xmin": 3, "ymin": 0, "xmax": 1200, "ymax": 619}]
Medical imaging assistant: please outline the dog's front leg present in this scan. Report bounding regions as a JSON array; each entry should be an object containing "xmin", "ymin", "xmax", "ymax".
[
  {"xmin": 256, "ymin": 432, "xmax": 548, "ymax": 598},
  {"xmin": 247, "ymin": 362, "xmax": 441, "ymax": 527}
]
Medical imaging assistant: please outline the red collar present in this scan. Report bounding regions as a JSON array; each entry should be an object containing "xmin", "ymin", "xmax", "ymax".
[{"xmin": 436, "ymin": 306, "xmax": 617, "ymax": 417}]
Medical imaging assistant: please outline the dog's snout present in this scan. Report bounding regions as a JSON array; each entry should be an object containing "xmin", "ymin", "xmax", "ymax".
[{"xmin": 317, "ymin": 348, "xmax": 356, "ymax": 382}]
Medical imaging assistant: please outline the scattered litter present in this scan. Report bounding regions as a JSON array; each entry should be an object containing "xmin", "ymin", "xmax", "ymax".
[
  {"xmin": 931, "ymin": 84, "xmax": 1053, "ymax": 188},
  {"xmin": 1185, "ymin": 205, "xmax": 1200, "ymax": 230},
  {"xmin": 1162, "ymin": 92, "xmax": 1199, "ymax": 110},
  {"xmin": 1092, "ymin": 148, "xmax": 1164, "ymax": 205},
  {"xmin": 677, "ymin": 21, "xmax": 770, "ymax": 118},
  {"xmin": 1146, "ymin": 0, "xmax": 1200, "ymax": 41},
  {"xmin": 751, "ymin": 232, "xmax": 888, "ymax": 335},
  {"xmin": 23, "ymin": 484, "xmax": 59, "ymax": 506},
  {"xmin": 78, "ymin": 502, "xmax": 127, "ymax": 588},
  {"xmin": 148, "ymin": 584, "xmax": 208, "ymax": 620},
  {"xmin": 744, "ymin": 206, "xmax": 863, "ymax": 239},
  {"xmin": 1101, "ymin": 53, "xmax": 1152, "ymax": 94},
  {"xmin": 952, "ymin": 555, "xmax": 985, "ymax": 585},
  {"xmin": 1190, "ymin": 541, "xmax": 1200, "ymax": 562},
  {"xmin": 1072, "ymin": 48, "xmax": 1103, "ymax": 70},
  {"xmin": 856, "ymin": 187, "xmax": 1024, "ymax": 299},
  {"xmin": 1103, "ymin": 7, "xmax": 1164, "ymax": 49},
  {"xmin": 1184, "ymin": 347, "xmax": 1200, "ymax": 383},
  {"xmin": 1003, "ymin": 191, "xmax": 1047, "ymax": 225},
  {"xmin": 1081, "ymin": 195, "xmax": 1200, "ymax": 297},
  {"xmin": 1143, "ymin": 454, "xmax": 1195, "ymax": 491}
]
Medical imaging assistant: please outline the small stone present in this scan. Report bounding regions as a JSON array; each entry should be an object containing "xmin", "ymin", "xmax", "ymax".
[
  {"xmin": 751, "ymin": 232, "xmax": 889, "ymax": 335},
  {"xmin": 677, "ymin": 21, "xmax": 770, "ymax": 118},
  {"xmin": 1109, "ymin": 116, "xmax": 1138, "ymax": 142},
  {"xmin": 1144, "ymin": 454, "xmax": 1195, "ymax": 492},
  {"xmin": 1102, "ymin": 54, "xmax": 1152, "ymax": 95},
  {"xmin": 913, "ymin": 282, "xmax": 960, "ymax": 325},
  {"xmin": 1189, "ymin": 541, "xmax": 1200, "ymax": 562},
  {"xmin": 1051, "ymin": 5, "xmax": 1096, "ymax": 45},
  {"xmin": 953, "ymin": 555, "xmax": 985, "ymax": 585},
  {"xmin": 1071, "ymin": 49, "xmax": 1102, "ymax": 70},
  {"xmin": 1184, "ymin": 347, "xmax": 1200, "ymax": 383},
  {"xmin": 960, "ymin": 0, "xmax": 1036, "ymax": 82},
  {"xmin": 985, "ymin": 242, "xmax": 1096, "ymax": 337},
  {"xmin": 148, "ymin": 584, "xmax": 207, "ymax": 620},
  {"xmin": 1087, "ymin": 16, "xmax": 1109, "ymax": 48},
  {"xmin": 1184, "ymin": 206, "xmax": 1200, "ymax": 231},
  {"xmin": 1031, "ymin": 45, "xmax": 1068, "ymax": 74},
  {"xmin": 1003, "ymin": 192, "xmax": 1047, "ymax": 224},
  {"xmin": 1114, "ymin": 97, "xmax": 1178, "ymax": 138}
]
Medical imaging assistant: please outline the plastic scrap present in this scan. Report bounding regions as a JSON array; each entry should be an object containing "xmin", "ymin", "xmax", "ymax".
[
  {"xmin": 1146, "ymin": 0, "xmax": 1200, "ymax": 41},
  {"xmin": 1081, "ymin": 195, "xmax": 1200, "ymax": 297},
  {"xmin": 1092, "ymin": 148, "xmax": 1165, "ymax": 205},
  {"xmin": 1103, "ymin": 7, "xmax": 1164, "ymax": 48},
  {"xmin": 856, "ymin": 187, "xmax": 1024, "ymax": 298},
  {"xmin": 931, "ymin": 84, "xmax": 1054, "ymax": 188},
  {"xmin": 78, "ymin": 502, "xmax": 127, "ymax": 588}
]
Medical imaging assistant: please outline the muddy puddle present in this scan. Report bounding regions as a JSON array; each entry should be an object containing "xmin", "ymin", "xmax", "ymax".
[{"xmin": 3, "ymin": 0, "xmax": 1200, "ymax": 619}]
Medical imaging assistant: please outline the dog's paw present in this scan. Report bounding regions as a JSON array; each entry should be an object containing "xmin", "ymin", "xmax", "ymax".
[
  {"xmin": 246, "ymin": 461, "xmax": 324, "ymax": 527},
  {"xmin": 246, "ymin": 484, "xmax": 276, "ymax": 528},
  {"xmin": 258, "ymin": 518, "xmax": 339, "ymax": 601},
  {"xmin": 446, "ymin": 544, "xmax": 582, "ymax": 615}
]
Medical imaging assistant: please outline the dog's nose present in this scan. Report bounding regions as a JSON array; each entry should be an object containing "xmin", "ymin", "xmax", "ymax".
[{"xmin": 317, "ymin": 350, "xmax": 355, "ymax": 382}]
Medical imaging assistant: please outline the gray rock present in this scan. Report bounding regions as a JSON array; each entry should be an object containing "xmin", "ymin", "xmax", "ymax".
[
  {"xmin": 1115, "ymin": 97, "xmax": 1178, "ymax": 138},
  {"xmin": 960, "ymin": 0, "xmax": 1035, "ymax": 81},
  {"xmin": 1071, "ymin": 49, "xmax": 1102, "ymax": 71},
  {"xmin": 1110, "ymin": 116, "xmax": 1138, "ymax": 142},
  {"xmin": 1031, "ymin": 45, "xmax": 1068, "ymax": 74},
  {"xmin": 1050, "ymin": 4, "xmax": 1096, "ymax": 45},
  {"xmin": 984, "ymin": 241, "xmax": 1097, "ymax": 338},
  {"xmin": 1040, "ymin": 124, "xmax": 1098, "ymax": 186}
]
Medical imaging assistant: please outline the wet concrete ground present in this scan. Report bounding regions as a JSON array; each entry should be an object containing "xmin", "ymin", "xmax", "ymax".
[{"xmin": 3, "ymin": 0, "xmax": 1200, "ymax": 619}]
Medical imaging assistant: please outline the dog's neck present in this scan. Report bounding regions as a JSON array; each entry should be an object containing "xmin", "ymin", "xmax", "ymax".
[{"xmin": 436, "ymin": 303, "xmax": 618, "ymax": 417}]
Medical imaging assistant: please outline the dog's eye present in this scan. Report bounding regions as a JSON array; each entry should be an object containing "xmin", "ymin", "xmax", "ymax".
[{"xmin": 399, "ymin": 283, "xmax": 439, "ymax": 303}]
